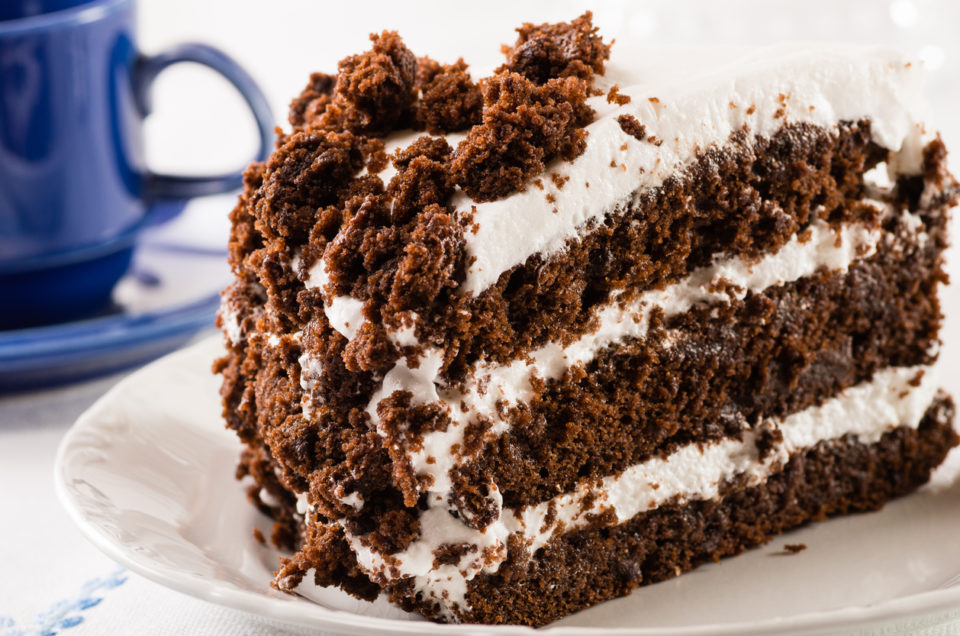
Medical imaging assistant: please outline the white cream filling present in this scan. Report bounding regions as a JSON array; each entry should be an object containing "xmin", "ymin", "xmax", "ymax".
[
  {"xmin": 460, "ymin": 44, "xmax": 932, "ymax": 295},
  {"xmin": 298, "ymin": 351, "xmax": 323, "ymax": 393},
  {"xmin": 326, "ymin": 363, "xmax": 940, "ymax": 616},
  {"xmin": 340, "ymin": 491, "xmax": 365, "ymax": 509},
  {"xmin": 219, "ymin": 303, "xmax": 243, "ymax": 345},
  {"xmin": 297, "ymin": 340, "xmax": 322, "ymax": 419},
  {"xmin": 296, "ymin": 492, "xmax": 309, "ymax": 516},
  {"xmin": 303, "ymin": 257, "xmax": 366, "ymax": 340},
  {"xmin": 387, "ymin": 323, "xmax": 419, "ymax": 348}
]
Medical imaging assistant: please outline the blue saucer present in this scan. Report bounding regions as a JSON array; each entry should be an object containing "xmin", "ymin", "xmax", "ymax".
[
  {"xmin": 0, "ymin": 209, "xmax": 230, "ymax": 391},
  {"xmin": 0, "ymin": 201, "xmax": 191, "ymax": 330}
]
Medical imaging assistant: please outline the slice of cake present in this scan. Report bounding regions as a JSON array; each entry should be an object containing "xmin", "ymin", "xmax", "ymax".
[{"xmin": 215, "ymin": 13, "xmax": 959, "ymax": 626}]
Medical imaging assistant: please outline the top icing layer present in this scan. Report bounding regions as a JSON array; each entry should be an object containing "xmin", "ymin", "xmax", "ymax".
[{"xmin": 459, "ymin": 44, "xmax": 932, "ymax": 295}]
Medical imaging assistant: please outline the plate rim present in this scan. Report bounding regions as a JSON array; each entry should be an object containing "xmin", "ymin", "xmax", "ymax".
[{"xmin": 54, "ymin": 338, "xmax": 960, "ymax": 636}]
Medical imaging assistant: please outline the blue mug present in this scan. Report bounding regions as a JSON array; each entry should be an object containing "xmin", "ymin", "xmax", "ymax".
[{"xmin": 0, "ymin": 0, "xmax": 273, "ymax": 329}]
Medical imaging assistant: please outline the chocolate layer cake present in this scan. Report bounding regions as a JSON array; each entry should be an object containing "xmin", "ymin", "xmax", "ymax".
[{"xmin": 215, "ymin": 14, "xmax": 959, "ymax": 626}]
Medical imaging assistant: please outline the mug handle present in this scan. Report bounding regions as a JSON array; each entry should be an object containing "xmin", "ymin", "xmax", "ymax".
[{"xmin": 133, "ymin": 43, "xmax": 275, "ymax": 201}]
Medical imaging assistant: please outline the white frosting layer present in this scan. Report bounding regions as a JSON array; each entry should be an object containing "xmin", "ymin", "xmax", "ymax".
[
  {"xmin": 298, "ymin": 351, "xmax": 323, "ymax": 393},
  {"xmin": 460, "ymin": 44, "xmax": 931, "ymax": 295},
  {"xmin": 304, "ymin": 258, "xmax": 366, "ymax": 340},
  {"xmin": 219, "ymin": 303, "xmax": 243, "ymax": 345},
  {"xmin": 332, "ymin": 363, "xmax": 940, "ymax": 616}
]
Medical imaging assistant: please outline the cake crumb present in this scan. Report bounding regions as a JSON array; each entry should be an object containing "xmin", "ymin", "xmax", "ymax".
[
  {"xmin": 909, "ymin": 370, "xmax": 926, "ymax": 387},
  {"xmin": 363, "ymin": 137, "xmax": 389, "ymax": 173},
  {"xmin": 648, "ymin": 135, "xmax": 663, "ymax": 146},
  {"xmin": 414, "ymin": 56, "xmax": 483, "ymax": 134},
  {"xmin": 774, "ymin": 92, "xmax": 788, "ymax": 119},
  {"xmin": 499, "ymin": 11, "xmax": 611, "ymax": 84},
  {"xmin": 782, "ymin": 543, "xmax": 807, "ymax": 554},
  {"xmin": 288, "ymin": 72, "xmax": 336, "ymax": 129},
  {"xmin": 606, "ymin": 84, "xmax": 631, "ymax": 105},
  {"xmin": 253, "ymin": 527, "xmax": 266, "ymax": 545},
  {"xmin": 450, "ymin": 69, "xmax": 595, "ymax": 201},
  {"xmin": 617, "ymin": 110, "xmax": 646, "ymax": 142},
  {"xmin": 333, "ymin": 30, "xmax": 418, "ymax": 135}
]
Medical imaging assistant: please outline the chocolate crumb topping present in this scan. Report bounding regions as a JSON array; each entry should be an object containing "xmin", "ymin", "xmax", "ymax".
[
  {"xmin": 617, "ymin": 114, "xmax": 646, "ymax": 141},
  {"xmin": 499, "ymin": 11, "xmax": 611, "ymax": 84},
  {"xmin": 270, "ymin": 11, "xmax": 613, "ymax": 281},
  {"xmin": 607, "ymin": 85, "xmax": 631, "ymax": 105},
  {"xmin": 386, "ymin": 205, "xmax": 463, "ymax": 312},
  {"xmin": 334, "ymin": 31, "xmax": 418, "ymax": 135},
  {"xmin": 450, "ymin": 72, "xmax": 594, "ymax": 201},
  {"xmin": 392, "ymin": 135, "xmax": 453, "ymax": 169},
  {"xmin": 433, "ymin": 542, "xmax": 478, "ymax": 567},
  {"xmin": 387, "ymin": 137, "xmax": 454, "ymax": 224},
  {"xmin": 288, "ymin": 72, "xmax": 336, "ymax": 129},
  {"xmin": 414, "ymin": 57, "xmax": 483, "ymax": 134},
  {"xmin": 255, "ymin": 130, "xmax": 365, "ymax": 242},
  {"xmin": 287, "ymin": 31, "xmax": 419, "ymax": 138},
  {"xmin": 363, "ymin": 137, "xmax": 389, "ymax": 174},
  {"xmin": 366, "ymin": 508, "xmax": 421, "ymax": 554}
]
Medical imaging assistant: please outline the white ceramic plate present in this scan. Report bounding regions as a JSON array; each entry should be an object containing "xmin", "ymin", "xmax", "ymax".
[{"xmin": 55, "ymin": 336, "xmax": 960, "ymax": 636}]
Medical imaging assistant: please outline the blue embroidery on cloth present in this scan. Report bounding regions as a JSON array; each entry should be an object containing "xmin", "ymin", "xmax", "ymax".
[{"xmin": 1, "ymin": 568, "xmax": 127, "ymax": 636}]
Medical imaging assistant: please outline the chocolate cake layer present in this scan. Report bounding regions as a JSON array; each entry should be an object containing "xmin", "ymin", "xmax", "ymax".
[{"xmin": 393, "ymin": 394, "xmax": 957, "ymax": 625}]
